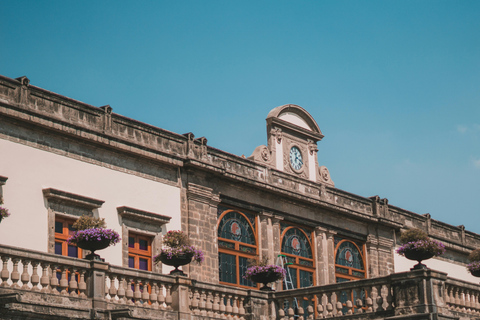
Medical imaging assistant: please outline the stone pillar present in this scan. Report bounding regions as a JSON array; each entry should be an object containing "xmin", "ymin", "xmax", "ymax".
[
  {"xmin": 315, "ymin": 227, "xmax": 329, "ymax": 285},
  {"xmin": 86, "ymin": 261, "xmax": 109, "ymax": 310},
  {"xmin": 184, "ymin": 182, "xmax": 220, "ymax": 282},
  {"xmin": 367, "ymin": 233, "xmax": 395, "ymax": 277},
  {"xmin": 389, "ymin": 269, "xmax": 449, "ymax": 319},
  {"xmin": 326, "ymin": 230, "xmax": 337, "ymax": 284},
  {"xmin": 271, "ymin": 215, "xmax": 283, "ymax": 262},
  {"xmin": 259, "ymin": 212, "xmax": 274, "ymax": 264},
  {"xmin": 171, "ymin": 277, "xmax": 192, "ymax": 320}
]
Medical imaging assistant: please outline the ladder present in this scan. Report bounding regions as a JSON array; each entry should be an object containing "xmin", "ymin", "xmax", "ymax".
[{"xmin": 277, "ymin": 254, "xmax": 298, "ymax": 314}]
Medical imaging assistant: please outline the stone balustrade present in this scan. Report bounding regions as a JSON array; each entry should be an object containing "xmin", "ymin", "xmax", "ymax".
[
  {"xmin": 271, "ymin": 276, "xmax": 394, "ymax": 319},
  {"xmin": 2, "ymin": 243, "xmax": 480, "ymax": 319}
]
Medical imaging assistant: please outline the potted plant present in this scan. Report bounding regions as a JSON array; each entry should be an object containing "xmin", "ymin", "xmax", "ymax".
[
  {"xmin": 0, "ymin": 196, "xmax": 10, "ymax": 223},
  {"xmin": 68, "ymin": 215, "xmax": 121, "ymax": 261},
  {"xmin": 154, "ymin": 230, "xmax": 204, "ymax": 276},
  {"xmin": 396, "ymin": 228, "xmax": 446, "ymax": 270},
  {"xmin": 467, "ymin": 249, "xmax": 480, "ymax": 277},
  {"xmin": 244, "ymin": 257, "xmax": 286, "ymax": 291}
]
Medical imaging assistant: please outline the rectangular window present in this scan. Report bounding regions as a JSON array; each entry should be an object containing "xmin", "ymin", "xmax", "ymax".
[
  {"xmin": 54, "ymin": 217, "xmax": 81, "ymax": 258},
  {"xmin": 128, "ymin": 233, "xmax": 152, "ymax": 271}
]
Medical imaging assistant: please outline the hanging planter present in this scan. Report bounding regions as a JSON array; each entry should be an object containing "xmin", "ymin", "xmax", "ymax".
[
  {"xmin": 154, "ymin": 230, "xmax": 204, "ymax": 276},
  {"xmin": 396, "ymin": 228, "xmax": 446, "ymax": 270},
  {"xmin": 68, "ymin": 215, "xmax": 121, "ymax": 261}
]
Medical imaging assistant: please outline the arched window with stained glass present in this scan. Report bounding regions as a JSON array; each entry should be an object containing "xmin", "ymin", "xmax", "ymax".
[
  {"xmin": 280, "ymin": 225, "xmax": 315, "ymax": 289},
  {"xmin": 217, "ymin": 206, "xmax": 258, "ymax": 288},
  {"xmin": 334, "ymin": 238, "xmax": 366, "ymax": 282}
]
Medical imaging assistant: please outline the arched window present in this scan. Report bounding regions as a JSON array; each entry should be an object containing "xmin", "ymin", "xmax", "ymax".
[
  {"xmin": 217, "ymin": 207, "xmax": 258, "ymax": 288},
  {"xmin": 334, "ymin": 238, "xmax": 366, "ymax": 282},
  {"xmin": 281, "ymin": 225, "xmax": 315, "ymax": 288}
]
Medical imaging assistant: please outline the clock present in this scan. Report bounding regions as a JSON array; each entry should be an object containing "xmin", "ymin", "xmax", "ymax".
[{"xmin": 289, "ymin": 146, "xmax": 303, "ymax": 171}]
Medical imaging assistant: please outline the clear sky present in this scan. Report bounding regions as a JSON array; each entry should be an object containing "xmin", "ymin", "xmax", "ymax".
[{"xmin": 1, "ymin": 1, "xmax": 479, "ymax": 232}]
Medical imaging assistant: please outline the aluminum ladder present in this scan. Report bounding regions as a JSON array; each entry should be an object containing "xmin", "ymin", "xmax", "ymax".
[{"xmin": 277, "ymin": 254, "xmax": 299, "ymax": 315}]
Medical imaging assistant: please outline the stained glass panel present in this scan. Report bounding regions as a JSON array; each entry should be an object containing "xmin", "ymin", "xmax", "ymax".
[
  {"xmin": 281, "ymin": 228, "xmax": 312, "ymax": 258},
  {"xmin": 218, "ymin": 210, "xmax": 255, "ymax": 245},
  {"xmin": 335, "ymin": 241, "xmax": 364, "ymax": 270}
]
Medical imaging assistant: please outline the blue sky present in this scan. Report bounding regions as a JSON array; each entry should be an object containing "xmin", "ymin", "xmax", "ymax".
[{"xmin": 1, "ymin": 1, "xmax": 479, "ymax": 232}]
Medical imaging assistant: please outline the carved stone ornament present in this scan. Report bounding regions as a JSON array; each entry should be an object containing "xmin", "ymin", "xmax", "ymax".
[
  {"xmin": 248, "ymin": 145, "xmax": 273, "ymax": 166},
  {"xmin": 318, "ymin": 166, "xmax": 334, "ymax": 187},
  {"xmin": 270, "ymin": 127, "xmax": 282, "ymax": 143},
  {"xmin": 307, "ymin": 140, "xmax": 318, "ymax": 155}
]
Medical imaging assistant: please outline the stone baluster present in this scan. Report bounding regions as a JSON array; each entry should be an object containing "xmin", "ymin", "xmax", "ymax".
[
  {"xmin": 335, "ymin": 298, "xmax": 343, "ymax": 316},
  {"xmin": 206, "ymin": 291, "xmax": 214, "ymax": 317},
  {"xmin": 69, "ymin": 268, "xmax": 78, "ymax": 297},
  {"xmin": 199, "ymin": 290, "xmax": 207, "ymax": 316},
  {"xmin": 105, "ymin": 277, "xmax": 111, "ymax": 302},
  {"xmin": 365, "ymin": 291, "xmax": 373, "ymax": 313},
  {"xmin": 165, "ymin": 284, "xmax": 173, "ymax": 310},
  {"xmin": 325, "ymin": 292, "xmax": 334, "ymax": 317},
  {"xmin": 454, "ymin": 287, "xmax": 461, "ymax": 311},
  {"xmin": 1, "ymin": 256, "xmax": 10, "ymax": 287},
  {"xmin": 150, "ymin": 282, "xmax": 159, "ymax": 309},
  {"xmin": 445, "ymin": 284, "xmax": 451, "ymax": 306},
  {"xmin": 465, "ymin": 289, "xmax": 472, "ymax": 313},
  {"xmin": 239, "ymin": 297, "xmax": 246, "ymax": 318},
  {"xmin": 21, "ymin": 259, "xmax": 30, "ymax": 289},
  {"xmin": 50, "ymin": 265, "xmax": 59, "ymax": 294},
  {"xmin": 142, "ymin": 280, "xmax": 150, "ymax": 306},
  {"xmin": 330, "ymin": 291, "xmax": 339, "ymax": 316},
  {"xmin": 473, "ymin": 291, "xmax": 480, "ymax": 312},
  {"xmin": 158, "ymin": 283, "xmax": 166, "ymax": 309},
  {"xmin": 30, "ymin": 261, "xmax": 40, "ymax": 291},
  {"xmin": 125, "ymin": 277, "xmax": 134, "ymax": 305},
  {"xmin": 78, "ymin": 270, "xmax": 87, "ymax": 298},
  {"xmin": 10, "ymin": 258, "xmax": 20, "ymax": 288},
  {"xmin": 219, "ymin": 293, "xmax": 226, "ymax": 319},
  {"xmin": 109, "ymin": 275, "xmax": 118, "ymax": 302},
  {"xmin": 287, "ymin": 297, "xmax": 295, "ymax": 320},
  {"xmin": 296, "ymin": 296, "xmax": 304, "ymax": 320},
  {"xmin": 385, "ymin": 285, "xmax": 393, "ymax": 311},
  {"xmin": 212, "ymin": 292, "xmax": 220, "ymax": 318},
  {"xmin": 58, "ymin": 266, "xmax": 69, "ymax": 295},
  {"xmin": 316, "ymin": 294, "xmax": 325, "ymax": 318},
  {"xmin": 305, "ymin": 295, "xmax": 314, "ymax": 320},
  {"xmin": 40, "ymin": 262, "xmax": 50, "ymax": 293},
  {"xmin": 225, "ymin": 294, "xmax": 233, "ymax": 319},
  {"xmin": 232, "ymin": 295, "xmax": 239, "ymax": 316},
  {"xmin": 133, "ymin": 279, "xmax": 142, "ymax": 306},
  {"xmin": 277, "ymin": 298, "xmax": 286, "ymax": 320},
  {"xmin": 115, "ymin": 276, "xmax": 125, "ymax": 304}
]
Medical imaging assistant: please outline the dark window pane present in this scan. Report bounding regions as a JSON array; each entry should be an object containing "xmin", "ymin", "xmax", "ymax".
[
  {"xmin": 55, "ymin": 242, "xmax": 63, "ymax": 255},
  {"xmin": 239, "ymin": 256, "xmax": 256, "ymax": 287},
  {"xmin": 219, "ymin": 253, "xmax": 236, "ymax": 284},
  {"xmin": 128, "ymin": 256, "xmax": 135, "ymax": 268},
  {"xmin": 139, "ymin": 239, "xmax": 148, "ymax": 251},
  {"xmin": 55, "ymin": 221, "xmax": 63, "ymax": 234},
  {"xmin": 128, "ymin": 237, "xmax": 135, "ymax": 248},
  {"xmin": 67, "ymin": 245, "xmax": 78, "ymax": 258},
  {"xmin": 139, "ymin": 258, "xmax": 149, "ymax": 271},
  {"xmin": 299, "ymin": 270, "xmax": 313, "ymax": 288}
]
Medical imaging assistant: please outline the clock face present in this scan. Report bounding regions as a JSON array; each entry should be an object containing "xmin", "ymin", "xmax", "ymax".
[{"xmin": 289, "ymin": 146, "xmax": 303, "ymax": 171}]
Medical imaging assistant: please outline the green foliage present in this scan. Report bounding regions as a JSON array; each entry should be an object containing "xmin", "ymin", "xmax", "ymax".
[
  {"xmin": 399, "ymin": 228, "xmax": 429, "ymax": 244},
  {"xmin": 162, "ymin": 230, "xmax": 190, "ymax": 248},
  {"xmin": 72, "ymin": 215, "xmax": 106, "ymax": 231},
  {"xmin": 468, "ymin": 249, "xmax": 480, "ymax": 262}
]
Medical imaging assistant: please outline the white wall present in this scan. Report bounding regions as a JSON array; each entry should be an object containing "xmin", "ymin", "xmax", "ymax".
[
  {"xmin": 394, "ymin": 247, "xmax": 479, "ymax": 284},
  {"xmin": 0, "ymin": 139, "xmax": 181, "ymax": 267}
]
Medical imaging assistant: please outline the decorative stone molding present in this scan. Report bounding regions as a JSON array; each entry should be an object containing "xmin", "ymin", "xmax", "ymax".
[
  {"xmin": 307, "ymin": 140, "xmax": 318, "ymax": 156},
  {"xmin": 117, "ymin": 206, "xmax": 171, "ymax": 228},
  {"xmin": 271, "ymin": 127, "xmax": 283, "ymax": 143},
  {"xmin": 42, "ymin": 188, "xmax": 104, "ymax": 210},
  {"xmin": 15, "ymin": 76, "xmax": 30, "ymax": 87},
  {"xmin": 248, "ymin": 145, "xmax": 274, "ymax": 167},
  {"xmin": 186, "ymin": 183, "xmax": 219, "ymax": 206},
  {"xmin": 100, "ymin": 105, "xmax": 112, "ymax": 132},
  {"xmin": 317, "ymin": 166, "xmax": 334, "ymax": 187}
]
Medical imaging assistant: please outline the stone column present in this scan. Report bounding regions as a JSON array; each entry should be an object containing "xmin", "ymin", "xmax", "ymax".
[
  {"xmin": 326, "ymin": 230, "xmax": 337, "ymax": 284},
  {"xmin": 171, "ymin": 277, "xmax": 192, "ymax": 320},
  {"xmin": 259, "ymin": 212, "xmax": 274, "ymax": 264},
  {"xmin": 184, "ymin": 182, "xmax": 220, "ymax": 282},
  {"xmin": 86, "ymin": 260, "xmax": 109, "ymax": 310},
  {"xmin": 315, "ymin": 227, "xmax": 329, "ymax": 285},
  {"xmin": 367, "ymin": 233, "xmax": 395, "ymax": 277}
]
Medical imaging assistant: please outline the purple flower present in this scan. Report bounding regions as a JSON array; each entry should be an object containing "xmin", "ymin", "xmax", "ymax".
[
  {"xmin": 467, "ymin": 261, "xmax": 480, "ymax": 273},
  {"xmin": 68, "ymin": 228, "xmax": 121, "ymax": 246},
  {"xmin": 154, "ymin": 245, "xmax": 204, "ymax": 264},
  {"xmin": 243, "ymin": 264, "xmax": 286, "ymax": 281},
  {"xmin": 0, "ymin": 207, "xmax": 10, "ymax": 219},
  {"xmin": 396, "ymin": 239, "xmax": 446, "ymax": 257}
]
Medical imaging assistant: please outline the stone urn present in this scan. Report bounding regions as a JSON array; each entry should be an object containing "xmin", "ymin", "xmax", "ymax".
[
  {"xmin": 470, "ymin": 269, "xmax": 480, "ymax": 277},
  {"xmin": 157, "ymin": 252, "xmax": 193, "ymax": 276},
  {"xmin": 250, "ymin": 271, "xmax": 283, "ymax": 291},
  {"xmin": 404, "ymin": 250, "xmax": 434, "ymax": 270},
  {"xmin": 76, "ymin": 238, "xmax": 111, "ymax": 261}
]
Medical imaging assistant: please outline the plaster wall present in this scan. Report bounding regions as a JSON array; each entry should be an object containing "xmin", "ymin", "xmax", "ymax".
[
  {"xmin": 394, "ymin": 247, "xmax": 478, "ymax": 283},
  {"xmin": 0, "ymin": 138, "xmax": 181, "ymax": 268}
]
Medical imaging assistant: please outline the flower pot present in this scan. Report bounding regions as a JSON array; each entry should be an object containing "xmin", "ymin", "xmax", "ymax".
[
  {"xmin": 404, "ymin": 250, "xmax": 435, "ymax": 270},
  {"xmin": 250, "ymin": 271, "xmax": 283, "ymax": 291},
  {"xmin": 471, "ymin": 269, "xmax": 480, "ymax": 277},
  {"xmin": 76, "ymin": 238, "xmax": 111, "ymax": 261},
  {"xmin": 157, "ymin": 252, "xmax": 193, "ymax": 276}
]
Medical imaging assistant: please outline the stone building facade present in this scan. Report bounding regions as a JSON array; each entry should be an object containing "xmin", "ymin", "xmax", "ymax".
[{"xmin": 0, "ymin": 74, "xmax": 479, "ymax": 319}]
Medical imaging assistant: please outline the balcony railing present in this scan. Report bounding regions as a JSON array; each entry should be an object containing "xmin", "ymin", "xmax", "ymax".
[{"xmin": 1, "ymin": 243, "xmax": 479, "ymax": 320}]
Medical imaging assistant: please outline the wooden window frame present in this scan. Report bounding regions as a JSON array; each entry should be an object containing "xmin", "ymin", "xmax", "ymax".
[
  {"xmin": 54, "ymin": 216, "xmax": 82, "ymax": 258},
  {"xmin": 280, "ymin": 225, "xmax": 316, "ymax": 289},
  {"xmin": 218, "ymin": 208, "xmax": 259, "ymax": 289},
  {"xmin": 128, "ymin": 232, "xmax": 152, "ymax": 271}
]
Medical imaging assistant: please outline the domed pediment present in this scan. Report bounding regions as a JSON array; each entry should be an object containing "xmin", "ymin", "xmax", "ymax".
[{"xmin": 266, "ymin": 104, "xmax": 322, "ymax": 136}]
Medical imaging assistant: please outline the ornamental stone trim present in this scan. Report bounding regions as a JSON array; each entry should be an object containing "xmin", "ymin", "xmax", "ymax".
[{"xmin": 42, "ymin": 188, "xmax": 104, "ymax": 210}]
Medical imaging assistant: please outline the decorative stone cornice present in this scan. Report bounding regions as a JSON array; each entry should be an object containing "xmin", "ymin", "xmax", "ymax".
[
  {"xmin": 42, "ymin": 188, "xmax": 104, "ymax": 210},
  {"xmin": 186, "ymin": 183, "xmax": 220, "ymax": 206},
  {"xmin": 117, "ymin": 206, "xmax": 171, "ymax": 226}
]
